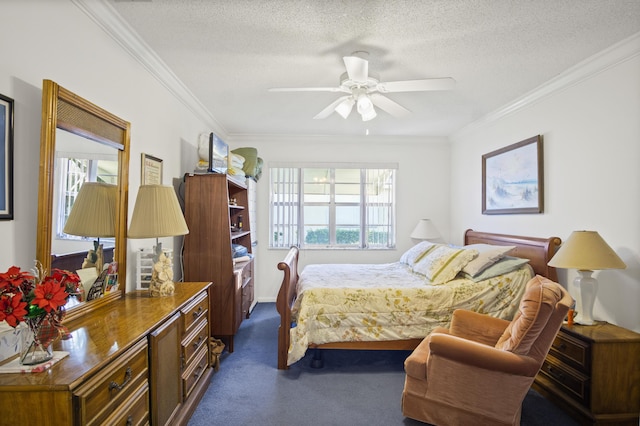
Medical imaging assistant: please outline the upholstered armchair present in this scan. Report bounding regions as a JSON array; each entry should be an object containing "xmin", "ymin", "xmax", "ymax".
[{"xmin": 402, "ymin": 275, "xmax": 573, "ymax": 426}]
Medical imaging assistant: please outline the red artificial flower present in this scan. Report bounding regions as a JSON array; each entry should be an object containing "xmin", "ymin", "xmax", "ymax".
[
  {"xmin": 0, "ymin": 266, "xmax": 35, "ymax": 292},
  {"xmin": 0, "ymin": 293, "xmax": 28, "ymax": 327},
  {"xmin": 32, "ymin": 278, "xmax": 69, "ymax": 313}
]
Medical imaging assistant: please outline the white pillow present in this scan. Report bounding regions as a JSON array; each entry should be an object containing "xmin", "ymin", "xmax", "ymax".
[
  {"xmin": 399, "ymin": 241, "xmax": 441, "ymax": 266},
  {"xmin": 412, "ymin": 245, "xmax": 478, "ymax": 285},
  {"xmin": 461, "ymin": 244, "xmax": 516, "ymax": 277},
  {"xmin": 462, "ymin": 256, "xmax": 530, "ymax": 282}
]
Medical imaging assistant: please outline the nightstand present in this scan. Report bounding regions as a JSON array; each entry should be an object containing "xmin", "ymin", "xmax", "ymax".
[{"xmin": 533, "ymin": 322, "xmax": 640, "ymax": 425}]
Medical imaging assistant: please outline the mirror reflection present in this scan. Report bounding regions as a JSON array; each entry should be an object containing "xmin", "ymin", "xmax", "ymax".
[{"xmin": 37, "ymin": 80, "xmax": 130, "ymax": 321}]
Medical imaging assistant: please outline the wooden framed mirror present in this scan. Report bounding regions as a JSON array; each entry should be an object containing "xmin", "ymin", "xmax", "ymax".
[{"xmin": 36, "ymin": 80, "xmax": 130, "ymax": 322}]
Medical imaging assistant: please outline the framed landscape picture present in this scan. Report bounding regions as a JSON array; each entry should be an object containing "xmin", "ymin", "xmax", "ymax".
[
  {"xmin": 482, "ymin": 135, "xmax": 543, "ymax": 215},
  {"xmin": 0, "ymin": 93, "xmax": 14, "ymax": 220}
]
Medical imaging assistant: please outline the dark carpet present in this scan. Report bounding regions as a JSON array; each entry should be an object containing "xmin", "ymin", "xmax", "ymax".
[{"xmin": 188, "ymin": 303, "xmax": 577, "ymax": 426}]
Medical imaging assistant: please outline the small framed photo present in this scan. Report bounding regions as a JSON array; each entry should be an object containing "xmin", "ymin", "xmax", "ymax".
[
  {"xmin": 482, "ymin": 135, "xmax": 544, "ymax": 215},
  {"xmin": 141, "ymin": 153, "xmax": 163, "ymax": 185},
  {"xmin": 0, "ymin": 93, "xmax": 14, "ymax": 220}
]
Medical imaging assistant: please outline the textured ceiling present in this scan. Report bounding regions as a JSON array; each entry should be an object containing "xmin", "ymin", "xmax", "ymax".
[{"xmin": 105, "ymin": 0, "xmax": 640, "ymax": 137}]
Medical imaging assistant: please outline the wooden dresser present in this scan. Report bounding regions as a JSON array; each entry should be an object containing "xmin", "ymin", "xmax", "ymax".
[
  {"xmin": 0, "ymin": 282, "xmax": 212, "ymax": 426},
  {"xmin": 533, "ymin": 322, "xmax": 640, "ymax": 425}
]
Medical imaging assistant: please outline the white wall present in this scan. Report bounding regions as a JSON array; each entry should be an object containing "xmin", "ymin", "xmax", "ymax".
[
  {"xmin": 0, "ymin": 1, "xmax": 211, "ymax": 290},
  {"xmin": 2, "ymin": 2, "xmax": 637, "ymax": 336},
  {"xmin": 229, "ymin": 134, "xmax": 451, "ymax": 302},
  {"xmin": 450, "ymin": 36, "xmax": 640, "ymax": 332}
]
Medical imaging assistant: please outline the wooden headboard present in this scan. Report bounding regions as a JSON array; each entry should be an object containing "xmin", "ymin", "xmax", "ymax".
[
  {"xmin": 51, "ymin": 247, "xmax": 115, "ymax": 272},
  {"xmin": 464, "ymin": 229, "xmax": 561, "ymax": 281}
]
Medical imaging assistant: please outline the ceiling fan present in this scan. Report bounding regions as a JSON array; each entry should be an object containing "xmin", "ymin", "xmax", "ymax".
[{"xmin": 268, "ymin": 51, "xmax": 455, "ymax": 121}]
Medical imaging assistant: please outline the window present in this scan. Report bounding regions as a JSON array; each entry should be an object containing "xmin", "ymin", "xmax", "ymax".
[
  {"xmin": 270, "ymin": 163, "xmax": 397, "ymax": 249},
  {"xmin": 55, "ymin": 156, "xmax": 118, "ymax": 240}
]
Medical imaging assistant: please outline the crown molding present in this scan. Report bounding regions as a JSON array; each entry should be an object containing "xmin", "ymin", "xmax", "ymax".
[
  {"xmin": 452, "ymin": 31, "xmax": 640, "ymax": 140},
  {"xmin": 72, "ymin": 0, "xmax": 226, "ymax": 136}
]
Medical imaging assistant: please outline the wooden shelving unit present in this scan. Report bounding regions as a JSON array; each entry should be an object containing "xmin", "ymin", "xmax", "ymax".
[{"xmin": 183, "ymin": 173, "xmax": 254, "ymax": 352}]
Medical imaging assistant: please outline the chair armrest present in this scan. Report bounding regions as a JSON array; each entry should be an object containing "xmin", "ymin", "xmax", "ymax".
[
  {"xmin": 429, "ymin": 333, "xmax": 540, "ymax": 376},
  {"xmin": 450, "ymin": 309, "xmax": 510, "ymax": 346}
]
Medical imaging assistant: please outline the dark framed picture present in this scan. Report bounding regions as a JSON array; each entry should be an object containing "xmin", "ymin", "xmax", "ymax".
[
  {"xmin": 141, "ymin": 153, "xmax": 163, "ymax": 185},
  {"xmin": 0, "ymin": 93, "xmax": 14, "ymax": 220},
  {"xmin": 482, "ymin": 135, "xmax": 543, "ymax": 215}
]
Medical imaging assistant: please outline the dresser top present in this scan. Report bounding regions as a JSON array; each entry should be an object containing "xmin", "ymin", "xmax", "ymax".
[
  {"xmin": 0, "ymin": 282, "xmax": 211, "ymax": 389},
  {"xmin": 562, "ymin": 321, "xmax": 640, "ymax": 343}
]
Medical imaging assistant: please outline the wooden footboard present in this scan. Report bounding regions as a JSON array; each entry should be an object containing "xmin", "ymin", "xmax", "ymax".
[
  {"xmin": 276, "ymin": 231, "xmax": 561, "ymax": 370},
  {"xmin": 276, "ymin": 246, "xmax": 299, "ymax": 370}
]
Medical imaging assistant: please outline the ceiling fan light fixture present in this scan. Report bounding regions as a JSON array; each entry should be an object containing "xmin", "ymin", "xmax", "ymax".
[
  {"xmin": 335, "ymin": 97, "xmax": 355, "ymax": 119},
  {"xmin": 357, "ymin": 94, "xmax": 373, "ymax": 113},
  {"xmin": 360, "ymin": 106, "xmax": 377, "ymax": 121}
]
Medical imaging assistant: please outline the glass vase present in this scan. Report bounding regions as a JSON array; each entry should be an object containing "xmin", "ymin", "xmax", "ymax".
[{"xmin": 19, "ymin": 326, "xmax": 54, "ymax": 365}]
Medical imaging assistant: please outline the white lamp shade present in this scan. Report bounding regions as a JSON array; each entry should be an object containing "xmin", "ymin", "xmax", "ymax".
[
  {"xmin": 63, "ymin": 182, "xmax": 117, "ymax": 238},
  {"xmin": 128, "ymin": 185, "xmax": 189, "ymax": 238},
  {"xmin": 548, "ymin": 231, "xmax": 626, "ymax": 270},
  {"xmin": 335, "ymin": 97, "xmax": 355, "ymax": 119},
  {"xmin": 410, "ymin": 219, "xmax": 442, "ymax": 242}
]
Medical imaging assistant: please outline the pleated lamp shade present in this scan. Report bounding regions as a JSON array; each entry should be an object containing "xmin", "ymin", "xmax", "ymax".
[
  {"xmin": 548, "ymin": 231, "xmax": 626, "ymax": 270},
  {"xmin": 63, "ymin": 182, "xmax": 117, "ymax": 238},
  {"xmin": 128, "ymin": 185, "xmax": 189, "ymax": 239}
]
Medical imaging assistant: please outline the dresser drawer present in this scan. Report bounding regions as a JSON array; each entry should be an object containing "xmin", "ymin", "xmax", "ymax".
[
  {"xmin": 182, "ymin": 316, "xmax": 209, "ymax": 368},
  {"xmin": 182, "ymin": 345, "xmax": 209, "ymax": 401},
  {"xmin": 549, "ymin": 331, "xmax": 590, "ymax": 373},
  {"xmin": 101, "ymin": 381, "xmax": 150, "ymax": 426},
  {"xmin": 539, "ymin": 356, "xmax": 590, "ymax": 407},
  {"xmin": 181, "ymin": 291, "xmax": 209, "ymax": 335},
  {"xmin": 74, "ymin": 339, "xmax": 149, "ymax": 426}
]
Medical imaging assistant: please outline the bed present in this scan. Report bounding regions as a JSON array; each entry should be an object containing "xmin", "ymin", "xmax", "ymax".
[{"xmin": 276, "ymin": 229, "xmax": 561, "ymax": 369}]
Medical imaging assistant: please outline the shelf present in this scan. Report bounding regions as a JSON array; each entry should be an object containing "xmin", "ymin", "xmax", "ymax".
[
  {"xmin": 228, "ymin": 204, "xmax": 245, "ymax": 209},
  {"xmin": 231, "ymin": 230, "xmax": 251, "ymax": 240}
]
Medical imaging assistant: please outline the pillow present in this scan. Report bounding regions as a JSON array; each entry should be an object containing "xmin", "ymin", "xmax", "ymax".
[
  {"xmin": 412, "ymin": 245, "xmax": 478, "ymax": 285},
  {"xmin": 461, "ymin": 244, "xmax": 516, "ymax": 277},
  {"xmin": 399, "ymin": 241, "xmax": 440, "ymax": 266},
  {"xmin": 495, "ymin": 275, "xmax": 564, "ymax": 355},
  {"xmin": 461, "ymin": 256, "xmax": 529, "ymax": 282}
]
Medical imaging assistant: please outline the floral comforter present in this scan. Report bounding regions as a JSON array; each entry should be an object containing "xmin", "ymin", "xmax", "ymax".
[{"xmin": 287, "ymin": 262, "xmax": 532, "ymax": 365}]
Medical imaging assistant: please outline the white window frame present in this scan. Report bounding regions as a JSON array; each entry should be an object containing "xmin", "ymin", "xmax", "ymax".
[{"xmin": 269, "ymin": 162, "xmax": 397, "ymax": 249}]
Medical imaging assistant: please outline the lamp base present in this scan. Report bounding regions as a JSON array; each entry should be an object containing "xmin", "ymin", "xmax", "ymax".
[
  {"xmin": 573, "ymin": 270, "xmax": 597, "ymax": 325},
  {"xmin": 148, "ymin": 250, "xmax": 175, "ymax": 297}
]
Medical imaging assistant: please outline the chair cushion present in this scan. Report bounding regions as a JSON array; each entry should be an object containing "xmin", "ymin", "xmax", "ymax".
[{"xmin": 495, "ymin": 275, "xmax": 563, "ymax": 355}]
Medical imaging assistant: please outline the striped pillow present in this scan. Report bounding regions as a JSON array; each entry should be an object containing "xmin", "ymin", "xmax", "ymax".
[
  {"xmin": 412, "ymin": 245, "xmax": 478, "ymax": 284},
  {"xmin": 399, "ymin": 241, "xmax": 441, "ymax": 266}
]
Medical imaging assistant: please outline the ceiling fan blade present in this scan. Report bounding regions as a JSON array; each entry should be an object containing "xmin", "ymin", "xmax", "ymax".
[
  {"xmin": 377, "ymin": 78, "xmax": 456, "ymax": 93},
  {"xmin": 369, "ymin": 93, "xmax": 410, "ymax": 117},
  {"xmin": 269, "ymin": 87, "xmax": 347, "ymax": 93},
  {"xmin": 343, "ymin": 56, "xmax": 368, "ymax": 83},
  {"xmin": 313, "ymin": 96, "xmax": 351, "ymax": 119}
]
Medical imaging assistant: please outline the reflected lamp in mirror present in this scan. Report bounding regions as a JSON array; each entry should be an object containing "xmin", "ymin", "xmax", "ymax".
[
  {"xmin": 548, "ymin": 230, "xmax": 626, "ymax": 325},
  {"xmin": 63, "ymin": 182, "xmax": 117, "ymax": 275},
  {"xmin": 410, "ymin": 219, "xmax": 444, "ymax": 243},
  {"xmin": 128, "ymin": 185, "xmax": 189, "ymax": 297}
]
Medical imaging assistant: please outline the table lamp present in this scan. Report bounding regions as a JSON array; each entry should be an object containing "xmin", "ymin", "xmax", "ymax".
[
  {"xmin": 128, "ymin": 185, "xmax": 189, "ymax": 296},
  {"xmin": 410, "ymin": 219, "xmax": 444, "ymax": 243},
  {"xmin": 548, "ymin": 230, "xmax": 626, "ymax": 325},
  {"xmin": 63, "ymin": 182, "xmax": 117, "ymax": 274}
]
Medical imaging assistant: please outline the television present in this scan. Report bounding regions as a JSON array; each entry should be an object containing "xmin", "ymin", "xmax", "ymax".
[{"xmin": 208, "ymin": 132, "xmax": 228, "ymax": 174}]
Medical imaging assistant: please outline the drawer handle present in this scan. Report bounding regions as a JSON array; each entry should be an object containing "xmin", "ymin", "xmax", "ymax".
[
  {"xmin": 193, "ymin": 365, "xmax": 204, "ymax": 380},
  {"xmin": 192, "ymin": 335, "xmax": 205, "ymax": 349},
  {"xmin": 193, "ymin": 306, "xmax": 204, "ymax": 318},
  {"xmin": 109, "ymin": 367, "xmax": 133, "ymax": 392},
  {"xmin": 126, "ymin": 415, "xmax": 133, "ymax": 426},
  {"xmin": 558, "ymin": 343, "xmax": 567, "ymax": 351},
  {"xmin": 547, "ymin": 366, "xmax": 565, "ymax": 381}
]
